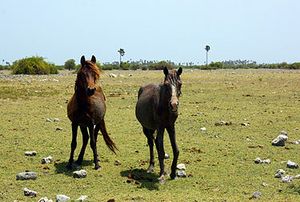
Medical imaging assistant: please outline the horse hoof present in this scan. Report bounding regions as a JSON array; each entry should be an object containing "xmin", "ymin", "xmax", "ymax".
[
  {"xmin": 147, "ymin": 166, "xmax": 154, "ymax": 173},
  {"xmin": 158, "ymin": 175, "xmax": 165, "ymax": 184},
  {"xmin": 170, "ymin": 172, "xmax": 176, "ymax": 179},
  {"xmin": 94, "ymin": 165, "xmax": 101, "ymax": 170}
]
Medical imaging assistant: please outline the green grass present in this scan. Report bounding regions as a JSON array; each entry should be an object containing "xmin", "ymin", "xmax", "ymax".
[{"xmin": 1, "ymin": 69, "xmax": 300, "ymax": 201}]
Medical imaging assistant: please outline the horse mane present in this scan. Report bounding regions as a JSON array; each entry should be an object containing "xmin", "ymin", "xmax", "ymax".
[{"xmin": 83, "ymin": 60, "xmax": 101, "ymax": 81}]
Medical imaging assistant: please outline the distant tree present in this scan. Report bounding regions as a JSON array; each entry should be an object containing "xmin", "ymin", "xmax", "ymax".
[
  {"xmin": 205, "ymin": 45, "xmax": 210, "ymax": 66},
  {"xmin": 64, "ymin": 59, "xmax": 76, "ymax": 70},
  {"xmin": 118, "ymin": 48, "xmax": 125, "ymax": 68}
]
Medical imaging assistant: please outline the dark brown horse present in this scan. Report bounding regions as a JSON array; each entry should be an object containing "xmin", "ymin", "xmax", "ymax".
[
  {"xmin": 67, "ymin": 55, "xmax": 117, "ymax": 170},
  {"xmin": 135, "ymin": 67, "xmax": 182, "ymax": 182}
]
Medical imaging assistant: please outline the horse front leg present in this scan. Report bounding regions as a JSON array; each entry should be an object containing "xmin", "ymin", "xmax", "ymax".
[
  {"xmin": 89, "ymin": 125, "xmax": 100, "ymax": 170},
  {"xmin": 166, "ymin": 125, "xmax": 179, "ymax": 179},
  {"xmin": 67, "ymin": 123, "xmax": 78, "ymax": 169},
  {"xmin": 155, "ymin": 128, "xmax": 165, "ymax": 183}
]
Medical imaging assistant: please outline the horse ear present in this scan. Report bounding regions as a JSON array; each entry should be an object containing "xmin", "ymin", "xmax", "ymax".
[
  {"xmin": 91, "ymin": 55, "xmax": 96, "ymax": 64},
  {"xmin": 80, "ymin": 55, "xmax": 86, "ymax": 66},
  {"xmin": 177, "ymin": 67, "xmax": 182, "ymax": 76},
  {"xmin": 163, "ymin": 67, "xmax": 169, "ymax": 76}
]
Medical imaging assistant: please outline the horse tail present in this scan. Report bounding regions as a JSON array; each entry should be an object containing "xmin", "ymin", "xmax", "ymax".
[{"xmin": 99, "ymin": 120, "xmax": 118, "ymax": 154}]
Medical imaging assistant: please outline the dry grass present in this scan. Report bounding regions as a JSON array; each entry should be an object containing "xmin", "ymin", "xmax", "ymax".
[{"xmin": 0, "ymin": 69, "xmax": 300, "ymax": 201}]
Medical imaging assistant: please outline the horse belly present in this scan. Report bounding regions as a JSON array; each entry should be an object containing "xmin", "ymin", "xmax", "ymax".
[{"xmin": 135, "ymin": 92, "xmax": 157, "ymax": 130}]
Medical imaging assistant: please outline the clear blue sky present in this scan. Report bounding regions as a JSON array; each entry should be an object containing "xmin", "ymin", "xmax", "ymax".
[{"xmin": 1, "ymin": 0, "xmax": 299, "ymax": 65}]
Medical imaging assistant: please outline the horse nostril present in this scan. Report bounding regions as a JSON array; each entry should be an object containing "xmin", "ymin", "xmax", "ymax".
[{"xmin": 87, "ymin": 87, "xmax": 96, "ymax": 96}]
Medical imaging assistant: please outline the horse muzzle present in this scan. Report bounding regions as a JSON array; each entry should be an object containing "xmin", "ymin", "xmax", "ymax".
[{"xmin": 86, "ymin": 87, "xmax": 96, "ymax": 96}]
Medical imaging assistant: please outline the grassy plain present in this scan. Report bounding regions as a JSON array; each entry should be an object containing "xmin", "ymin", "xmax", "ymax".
[{"xmin": 0, "ymin": 69, "xmax": 300, "ymax": 201}]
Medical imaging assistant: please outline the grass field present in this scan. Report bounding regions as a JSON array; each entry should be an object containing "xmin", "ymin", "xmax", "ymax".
[{"xmin": 1, "ymin": 69, "xmax": 300, "ymax": 201}]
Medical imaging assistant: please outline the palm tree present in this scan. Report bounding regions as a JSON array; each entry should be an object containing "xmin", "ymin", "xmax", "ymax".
[
  {"xmin": 118, "ymin": 48, "xmax": 125, "ymax": 68},
  {"xmin": 205, "ymin": 45, "xmax": 210, "ymax": 66}
]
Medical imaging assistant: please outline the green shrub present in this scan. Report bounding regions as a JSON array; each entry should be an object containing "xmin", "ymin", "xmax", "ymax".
[
  {"xmin": 12, "ymin": 56, "xmax": 58, "ymax": 75},
  {"xmin": 149, "ymin": 61, "xmax": 174, "ymax": 70}
]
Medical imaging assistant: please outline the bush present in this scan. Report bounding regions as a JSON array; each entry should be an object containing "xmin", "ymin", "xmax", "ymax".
[
  {"xmin": 149, "ymin": 61, "xmax": 174, "ymax": 70},
  {"xmin": 12, "ymin": 56, "xmax": 58, "ymax": 75}
]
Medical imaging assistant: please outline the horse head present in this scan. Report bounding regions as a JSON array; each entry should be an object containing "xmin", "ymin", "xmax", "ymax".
[
  {"xmin": 76, "ymin": 55, "xmax": 100, "ymax": 96},
  {"xmin": 163, "ymin": 66, "xmax": 182, "ymax": 112}
]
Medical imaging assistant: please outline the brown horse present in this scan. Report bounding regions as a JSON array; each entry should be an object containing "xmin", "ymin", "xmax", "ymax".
[
  {"xmin": 67, "ymin": 55, "xmax": 117, "ymax": 170},
  {"xmin": 135, "ymin": 67, "xmax": 183, "ymax": 182}
]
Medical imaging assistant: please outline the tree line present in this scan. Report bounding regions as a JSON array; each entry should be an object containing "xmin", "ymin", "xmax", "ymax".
[{"xmin": 1, "ymin": 56, "xmax": 299, "ymax": 75}]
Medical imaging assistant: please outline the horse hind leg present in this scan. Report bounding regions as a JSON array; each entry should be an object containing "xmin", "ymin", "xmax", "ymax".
[
  {"xmin": 155, "ymin": 128, "xmax": 166, "ymax": 183},
  {"xmin": 67, "ymin": 123, "xmax": 78, "ymax": 169},
  {"xmin": 89, "ymin": 125, "xmax": 100, "ymax": 170},
  {"xmin": 75, "ymin": 126, "xmax": 89, "ymax": 165},
  {"xmin": 143, "ymin": 127, "xmax": 155, "ymax": 173}
]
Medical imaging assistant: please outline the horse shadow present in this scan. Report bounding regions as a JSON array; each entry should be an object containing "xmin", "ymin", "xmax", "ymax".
[
  {"xmin": 54, "ymin": 160, "xmax": 93, "ymax": 177},
  {"xmin": 120, "ymin": 168, "xmax": 160, "ymax": 190}
]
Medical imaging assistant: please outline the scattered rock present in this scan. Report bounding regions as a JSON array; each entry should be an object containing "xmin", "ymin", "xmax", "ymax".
[
  {"xmin": 46, "ymin": 118, "xmax": 52, "ymax": 122},
  {"xmin": 292, "ymin": 140, "xmax": 300, "ymax": 144},
  {"xmin": 38, "ymin": 197, "xmax": 53, "ymax": 202},
  {"xmin": 53, "ymin": 118, "xmax": 60, "ymax": 122},
  {"xmin": 261, "ymin": 182, "xmax": 268, "ymax": 187},
  {"xmin": 76, "ymin": 195, "xmax": 88, "ymax": 201},
  {"xmin": 254, "ymin": 157, "xmax": 271, "ymax": 164},
  {"xmin": 215, "ymin": 120, "xmax": 232, "ymax": 126},
  {"xmin": 56, "ymin": 127, "xmax": 63, "ymax": 131},
  {"xmin": 109, "ymin": 73, "xmax": 117, "ymax": 78},
  {"xmin": 56, "ymin": 194, "xmax": 70, "ymax": 202},
  {"xmin": 24, "ymin": 151, "xmax": 37, "ymax": 156},
  {"xmin": 114, "ymin": 160, "xmax": 121, "ymax": 166},
  {"xmin": 287, "ymin": 160, "xmax": 299, "ymax": 169},
  {"xmin": 250, "ymin": 191, "xmax": 262, "ymax": 199},
  {"xmin": 73, "ymin": 170, "xmax": 87, "ymax": 178},
  {"xmin": 164, "ymin": 153, "xmax": 170, "ymax": 159},
  {"xmin": 241, "ymin": 122, "xmax": 250, "ymax": 127},
  {"xmin": 176, "ymin": 170, "xmax": 187, "ymax": 177},
  {"xmin": 271, "ymin": 131, "xmax": 288, "ymax": 146},
  {"xmin": 41, "ymin": 156, "xmax": 53, "ymax": 164},
  {"xmin": 294, "ymin": 174, "xmax": 300, "ymax": 179},
  {"xmin": 282, "ymin": 175, "xmax": 293, "ymax": 183},
  {"xmin": 16, "ymin": 171, "xmax": 37, "ymax": 180},
  {"xmin": 176, "ymin": 163, "xmax": 186, "ymax": 170},
  {"xmin": 274, "ymin": 169, "xmax": 285, "ymax": 178},
  {"xmin": 23, "ymin": 188, "xmax": 37, "ymax": 197},
  {"xmin": 200, "ymin": 127, "xmax": 207, "ymax": 132}
]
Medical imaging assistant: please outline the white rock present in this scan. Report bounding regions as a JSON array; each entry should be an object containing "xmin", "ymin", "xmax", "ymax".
[
  {"xmin": 200, "ymin": 127, "xmax": 207, "ymax": 132},
  {"xmin": 176, "ymin": 170, "xmax": 187, "ymax": 178},
  {"xmin": 251, "ymin": 191, "xmax": 262, "ymax": 199},
  {"xmin": 109, "ymin": 73, "xmax": 117, "ymax": 78},
  {"xmin": 16, "ymin": 171, "xmax": 37, "ymax": 180},
  {"xmin": 24, "ymin": 151, "xmax": 37, "ymax": 156},
  {"xmin": 176, "ymin": 163, "xmax": 186, "ymax": 170},
  {"xmin": 56, "ymin": 195, "xmax": 70, "ymax": 202},
  {"xmin": 287, "ymin": 160, "xmax": 299, "ymax": 169},
  {"xmin": 53, "ymin": 118, "xmax": 60, "ymax": 122},
  {"xmin": 164, "ymin": 153, "xmax": 170, "ymax": 159},
  {"xmin": 23, "ymin": 188, "xmax": 37, "ymax": 197},
  {"xmin": 38, "ymin": 197, "xmax": 53, "ymax": 202},
  {"xmin": 76, "ymin": 195, "xmax": 88, "ymax": 201},
  {"xmin": 73, "ymin": 170, "xmax": 87, "ymax": 178},
  {"xmin": 41, "ymin": 156, "xmax": 53, "ymax": 164},
  {"xmin": 274, "ymin": 169, "xmax": 285, "ymax": 178},
  {"xmin": 254, "ymin": 157, "xmax": 271, "ymax": 164},
  {"xmin": 271, "ymin": 131, "xmax": 288, "ymax": 146},
  {"xmin": 282, "ymin": 175, "xmax": 293, "ymax": 183}
]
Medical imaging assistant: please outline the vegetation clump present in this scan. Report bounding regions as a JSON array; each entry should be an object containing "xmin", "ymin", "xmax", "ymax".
[{"xmin": 12, "ymin": 56, "xmax": 58, "ymax": 75}]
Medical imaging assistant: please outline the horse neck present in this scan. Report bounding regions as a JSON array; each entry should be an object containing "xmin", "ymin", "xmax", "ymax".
[
  {"xmin": 158, "ymin": 85, "xmax": 171, "ymax": 111},
  {"xmin": 75, "ymin": 86, "xmax": 89, "ymax": 109}
]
